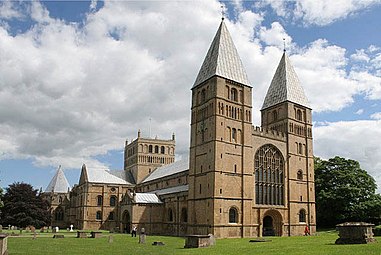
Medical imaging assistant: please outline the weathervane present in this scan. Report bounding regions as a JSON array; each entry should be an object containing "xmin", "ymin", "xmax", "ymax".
[{"xmin": 221, "ymin": 5, "xmax": 225, "ymax": 20}]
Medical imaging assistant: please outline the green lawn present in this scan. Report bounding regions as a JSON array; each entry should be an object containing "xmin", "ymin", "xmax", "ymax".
[{"xmin": 5, "ymin": 230, "xmax": 381, "ymax": 255}]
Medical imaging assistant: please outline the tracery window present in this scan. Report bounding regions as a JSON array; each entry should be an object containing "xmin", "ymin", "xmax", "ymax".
[
  {"xmin": 161, "ymin": 146, "xmax": 165, "ymax": 154},
  {"xmin": 255, "ymin": 145, "xmax": 285, "ymax": 205}
]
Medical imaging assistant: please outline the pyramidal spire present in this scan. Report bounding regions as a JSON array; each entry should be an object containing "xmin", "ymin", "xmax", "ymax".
[
  {"xmin": 193, "ymin": 19, "xmax": 250, "ymax": 88},
  {"xmin": 262, "ymin": 52, "xmax": 310, "ymax": 110},
  {"xmin": 45, "ymin": 165, "xmax": 71, "ymax": 193}
]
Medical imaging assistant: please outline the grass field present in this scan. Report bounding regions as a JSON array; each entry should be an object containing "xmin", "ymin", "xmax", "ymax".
[{"xmin": 5, "ymin": 230, "xmax": 381, "ymax": 255}]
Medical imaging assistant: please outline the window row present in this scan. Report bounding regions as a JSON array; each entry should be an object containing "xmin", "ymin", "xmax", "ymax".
[
  {"xmin": 194, "ymin": 103, "xmax": 214, "ymax": 122},
  {"xmin": 167, "ymin": 207, "xmax": 188, "ymax": 223},
  {"xmin": 227, "ymin": 126, "xmax": 242, "ymax": 143},
  {"xmin": 295, "ymin": 142, "xmax": 306, "ymax": 155},
  {"xmin": 97, "ymin": 195, "xmax": 117, "ymax": 207},
  {"xmin": 226, "ymin": 85, "xmax": 243, "ymax": 103},
  {"xmin": 295, "ymin": 108, "xmax": 306, "ymax": 122},
  {"xmin": 96, "ymin": 211, "xmax": 115, "ymax": 221}
]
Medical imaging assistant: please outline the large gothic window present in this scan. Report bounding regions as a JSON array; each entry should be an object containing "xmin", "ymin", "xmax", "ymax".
[{"xmin": 255, "ymin": 145, "xmax": 285, "ymax": 205}]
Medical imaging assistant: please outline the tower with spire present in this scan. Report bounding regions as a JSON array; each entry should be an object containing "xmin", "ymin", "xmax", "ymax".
[
  {"xmin": 261, "ymin": 51, "xmax": 315, "ymax": 236},
  {"xmin": 188, "ymin": 19, "xmax": 315, "ymax": 237},
  {"xmin": 43, "ymin": 166, "xmax": 71, "ymax": 228},
  {"xmin": 188, "ymin": 18, "xmax": 254, "ymax": 237}
]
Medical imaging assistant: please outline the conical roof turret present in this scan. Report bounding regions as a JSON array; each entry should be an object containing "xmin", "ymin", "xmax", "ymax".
[
  {"xmin": 45, "ymin": 165, "xmax": 70, "ymax": 193},
  {"xmin": 193, "ymin": 19, "xmax": 250, "ymax": 88},
  {"xmin": 262, "ymin": 52, "xmax": 310, "ymax": 110}
]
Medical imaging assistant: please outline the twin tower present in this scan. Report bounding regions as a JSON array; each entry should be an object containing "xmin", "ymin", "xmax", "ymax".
[{"xmin": 187, "ymin": 19, "xmax": 315, "ymax": 237}]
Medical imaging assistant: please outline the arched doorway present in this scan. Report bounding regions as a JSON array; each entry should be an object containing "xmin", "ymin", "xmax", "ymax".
[
  {"xmin": 263, "ymin": 216, "xmax": 275, "ymax": 236},
  {"xmin": 262, "ymin": 210, "xmax": 283, "ymax": 236},
  {"xmin": 122, "ymin": 210, "xmax": 131, "ymax": 234}
]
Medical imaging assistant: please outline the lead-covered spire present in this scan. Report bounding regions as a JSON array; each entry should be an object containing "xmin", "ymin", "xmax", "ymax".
[
  {"xmin": 262, "ymin": 52, "xmax": 310, "ymax": 110},
  {"xmin": 45, "ymin": 166, "xmax": 70, "ymax": 193},
  {"xmin": 193, "ymin": 19, "xmax": 250, "ymax": 88}
]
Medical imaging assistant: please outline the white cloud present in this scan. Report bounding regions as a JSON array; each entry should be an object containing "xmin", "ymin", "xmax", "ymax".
[
  {"xmin": 355, "ymin": 109, "xmax": 364, "ymax": 115},
  {"xmin": 0, "ymin": 1, "xmax": 24, "ymax": 20},
  {"xmin": 262, "ymin": 0, "xmax": 381, "ymax": 26},
  {"xmin": 350, "ymin": 49, "xmax": 370, "ymax": 62},
  {"xmin": 370, "ymin": 112, "xmax": 381, "ymax": 120},
  {"xmin": 314, "ymin": 120, "xmax": 381, "ymax": 192},
  {"xmin": 0, "ymin": 0, "xmax": 380, "ymax": 194}
]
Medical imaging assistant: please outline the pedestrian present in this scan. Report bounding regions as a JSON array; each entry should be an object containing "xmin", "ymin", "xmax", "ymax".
[
  {"xmin": 304, "ymin": 225, "xmax": 310, "ymax": 236},
  {"xmin": 131, "ymin": 225, "xmax": 137, "ymax": 237}
]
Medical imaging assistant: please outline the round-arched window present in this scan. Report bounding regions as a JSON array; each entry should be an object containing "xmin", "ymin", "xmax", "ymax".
[{"xmin": 229, "ymin": 207, "xmax": 238, "ymax": 223}]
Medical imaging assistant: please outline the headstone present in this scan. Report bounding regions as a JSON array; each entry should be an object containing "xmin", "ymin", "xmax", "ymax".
[
  {"xmin": 208, "ymin": 234, "xmax": 216, "ymax": 246},
  {"xmin": 33, "ymin": 232, "xmax": 37, "ymax": 240},
  {"xmin": 0, "ymin": 225, "xmax": 2, "ymax": 233},
  {"xmin": 55, "ymin": 227, "xmax": 59, "ymax": 233},
  {"xmin": 70, "ymin": 225, "xmax": 74, "ymax": 232},
  {"xmin": 139, "ymin": 234, "xmax": 146, "ymax": 244},
  {"xmin": 10, "ymin": 226, "xmax": 14, "ymax": 231},
  {"xmin": 108, "ymin": 235, "xmax": 113, "ymax": 243},
  {"xmin": 139, "ymin": 229, "xmax": 146, "ymax": 244}
]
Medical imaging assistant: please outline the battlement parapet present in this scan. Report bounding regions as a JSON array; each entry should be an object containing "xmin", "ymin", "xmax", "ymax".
[{"xmin": 251, "ymin": 126, "xmax": 287, "ymax": 141}]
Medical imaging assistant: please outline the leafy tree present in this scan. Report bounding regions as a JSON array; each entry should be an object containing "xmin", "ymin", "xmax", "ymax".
[
  {"xmin": 1, "ymin": 182, "xmax": 50, "ymax": 228},
  {"xmin": 315, "ymin": 156, "xmax": 381, "ymax": 227}
]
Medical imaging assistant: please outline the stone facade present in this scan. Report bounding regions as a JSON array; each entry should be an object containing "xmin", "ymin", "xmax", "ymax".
[{"xmin": 44, "ymin": 19, "xmax": 315, "ymax": 238}]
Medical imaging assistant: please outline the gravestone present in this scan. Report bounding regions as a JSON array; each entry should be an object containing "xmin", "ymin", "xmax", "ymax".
[
  {"xmin": 336, "ymin": 222, "xmax": 376, "ymax": 244},
  {"xmin": 139, "ymin": 228, "xmax": 146, "ymax": 244},
  {"xmin": 0, "ymin": 225, "xmax": 2, "ymax": 233},
  {"xmin": 108, "ymin": 235, "xmax": 113, "ymax": 243},
  {"xmin": 70, "ymin": 225, "xmax": 74, "ymax": 232}
]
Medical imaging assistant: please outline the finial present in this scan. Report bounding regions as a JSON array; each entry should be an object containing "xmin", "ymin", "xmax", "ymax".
[
  {"xmin": 221, "ymin": 4, "xmax": 225, "ymax": 20},
  {"xmin": 138, "ymin": 129, "xmax": 141, "ymax": 138},
  {"xmin": 172, "ymin": 132, "xmax": 175, "ymax": 141},
  {"xmin": 283, "ymin": 38, "xmax": 286, "ymax": 53}
]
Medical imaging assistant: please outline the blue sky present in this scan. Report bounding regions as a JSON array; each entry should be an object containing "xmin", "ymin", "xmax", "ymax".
[{"xmin": 0, "ymin": 0, "xmax": 380, "ymax": 192}]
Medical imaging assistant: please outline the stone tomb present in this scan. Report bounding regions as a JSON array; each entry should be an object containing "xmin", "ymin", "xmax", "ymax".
[
  {"xmin": 0, "ymin": 234, "xmax": 8, "ymax": 255},
  {"xmin": 184, "ymin": 235, "xmax": 215, "ymax": 248},
  {"xmin": 335, "ymin": 222, "xmax": 376, "ymax": 244}
]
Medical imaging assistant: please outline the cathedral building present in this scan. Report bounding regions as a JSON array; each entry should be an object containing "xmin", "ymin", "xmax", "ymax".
[{"xmin": 44, "ymin": 18, "xmax": 315, "ymax": 238}]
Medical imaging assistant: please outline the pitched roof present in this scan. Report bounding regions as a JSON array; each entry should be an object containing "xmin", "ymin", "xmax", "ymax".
[
  {"xmin": 45, "ymin": 166, "xmax": 70, "ymax": 193},
  {"xmin": 134, "ymin": 193, "xmax": 162, "ymax": 204},
  {"xmin": 262, "ymin": 52, "xmax": 310, "ymax": 110},
  {"xmin": 193, "ymin": 19, "xmax": 250, "ymax": 88},
  {"xmin": 81, "ymin": 165, "xmax": 132, "ymax": 185},
  {"xmin": 152, "ymin": 185, "xmax": 189, "ymax": 196},
  {"xmin": 142, "ymin": 157, "xmax": 189, "ymax": 183}
]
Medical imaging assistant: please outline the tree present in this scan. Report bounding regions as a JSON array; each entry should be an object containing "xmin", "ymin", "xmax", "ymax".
[
  {"xmin": 315, "ymin": 156, "xmax": 381, "ymax": 227},
  {"xmin": 1, "ymin": 182, "xmax": 50, "ymax": 228}
]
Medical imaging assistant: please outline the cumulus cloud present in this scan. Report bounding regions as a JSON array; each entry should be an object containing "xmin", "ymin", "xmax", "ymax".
[
  {"xmin": 370, "ymin": 112, "xmax": 381, "ymax": 120},
  {"xmin": 314, "ymin": 120, "xmax": 381, "ymax": 192},
  {"xmin": 0, "ymin": 0, "xmax": 381, "ymax": 189},
  {"xmin": 261, "ymin": 0, "xmax": 381, "ymax": 26}
]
